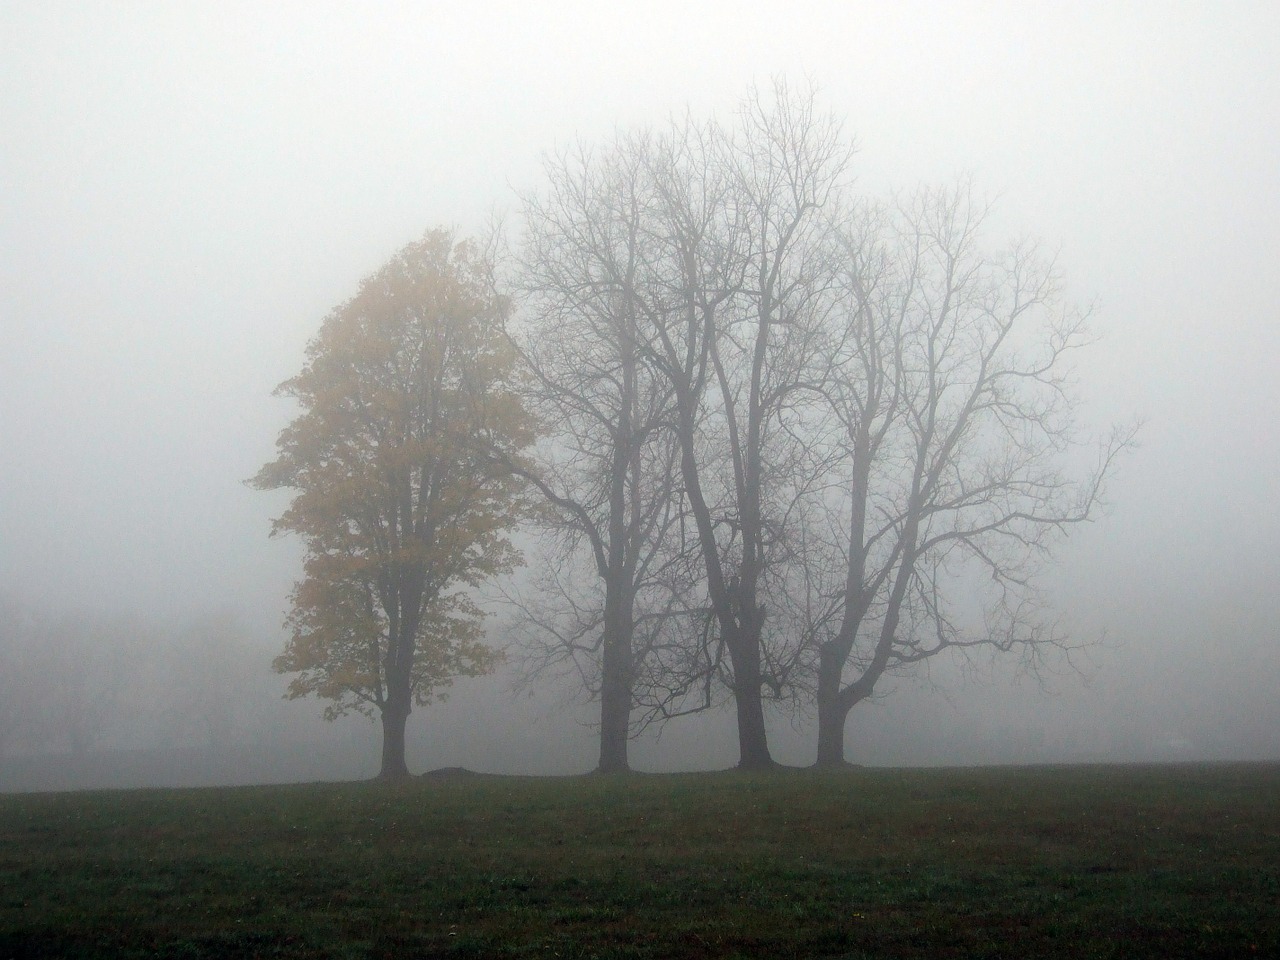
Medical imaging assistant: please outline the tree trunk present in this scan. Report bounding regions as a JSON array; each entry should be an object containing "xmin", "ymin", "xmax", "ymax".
[
  {"xmin": 598, "ymin": 677, "xmax": 631, "ymax": 773},
  {"xmin": 730, "ymin": 632, "xmax": 774, "ymax": 769},
  {"xmin": 378, "ymin": 618, "xmax": 416, "ymax": 780},
  {"xmin": 597, "ymin": 599, "xmax": 634, "ymax": 773},
  {"xmin": 379, "ymin": 702, "xmax": 411, "ymax": 779},
  {"xmin": 378, "ymin": 653, "xmax": 414, "ymax": 783},
  {"xmin": 597, "ymin": 361, "xmax": 635, "ymax": 775},
  {"xmin": 815, "ymin": 703, "xmax": 851, "ymax": 767},
  {"xmin": 671, "ymin": 385, "xmax": 775, "ymax": 769},
  {"xmin": 734, "ymin": 692, "xmax": 773, "ymax": 769},
  {"xmin": 814, "ymin": 642, "xmax": 850, "ymax": 767}
]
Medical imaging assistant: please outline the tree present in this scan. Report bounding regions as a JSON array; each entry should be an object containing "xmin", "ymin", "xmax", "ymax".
[
  {"xmin": 613, "ymin": 86, "xmax": 849, "ymax": 767},
  {"xmin": 808, "ymin": 183, "xmax": 1134, "ymax": 766},
  {"xmin": 253, "ymin": 229, "xmax": 535, "ymax": 780},
  {"xmin": 511, "ymin": 137, "xmax": 710, "ymax": 772}
]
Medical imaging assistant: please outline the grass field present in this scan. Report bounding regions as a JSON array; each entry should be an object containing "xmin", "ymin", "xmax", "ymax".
[{"xmin": 1, "ymin": 763, "xmax": 1277, "ymax": 958}]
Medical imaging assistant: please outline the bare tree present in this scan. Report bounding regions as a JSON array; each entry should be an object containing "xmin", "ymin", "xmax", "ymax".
[
  {"xmin": 809, "ymin": 183, "xmax": 1134, "ymax": 766},
  {"xmin": 633, "ymin": 84, "xmax": 852, "ymax": 767},
  {"xmin": 510, "ymin": 136, "xmax": 711, "ymax": 772}
]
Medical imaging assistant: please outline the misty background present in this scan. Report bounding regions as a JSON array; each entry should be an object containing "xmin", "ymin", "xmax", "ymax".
[{"xmin": 2, "ymin": 2, "xmax": 1277, "ymax": 790}]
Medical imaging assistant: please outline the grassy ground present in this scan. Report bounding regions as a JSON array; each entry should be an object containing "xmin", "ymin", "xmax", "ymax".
[{"xmin": 1, "ymin": 763, "xmax": 1277, "ymax": 958}]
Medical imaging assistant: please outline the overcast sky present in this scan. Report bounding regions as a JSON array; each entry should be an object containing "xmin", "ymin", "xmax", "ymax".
[{"xmin": 2, "ymin": 1, "xmax": 1277, "ymax": 774}]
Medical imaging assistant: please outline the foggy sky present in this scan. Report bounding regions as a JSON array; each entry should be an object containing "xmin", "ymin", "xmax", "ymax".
[{"xmin": 2, "ymin": 2, "xmax": 1278, "ymax": 782}]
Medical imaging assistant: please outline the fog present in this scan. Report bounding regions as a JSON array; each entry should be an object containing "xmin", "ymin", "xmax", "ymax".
[{"xmin": 2, "ymin": 2, "xmax": 1278, "ymax": 790}]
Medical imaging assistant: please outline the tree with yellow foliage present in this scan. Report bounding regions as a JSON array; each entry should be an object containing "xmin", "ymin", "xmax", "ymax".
[{"xmin": 253, "ymin": 229, "xmax": 535, "ymax": 779}]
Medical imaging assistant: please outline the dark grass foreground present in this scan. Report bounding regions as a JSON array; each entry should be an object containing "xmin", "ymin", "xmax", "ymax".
[{"xmin": 2, "ymin": 764, "xmax": 1277, "ymax": 958}]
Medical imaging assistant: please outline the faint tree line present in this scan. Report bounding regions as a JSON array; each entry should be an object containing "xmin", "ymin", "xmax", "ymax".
[{"xmin": 0, "ymin": 596, "xmax": 271, "ymax": 763}]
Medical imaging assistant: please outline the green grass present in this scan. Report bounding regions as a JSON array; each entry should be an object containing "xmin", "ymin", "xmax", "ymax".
[{"xmin": 2, "ymin": 763, "xmax": 1277, "ymax": 958}]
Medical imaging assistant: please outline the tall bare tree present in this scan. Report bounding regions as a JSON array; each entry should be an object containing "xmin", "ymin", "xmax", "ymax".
[
  {"xmin": 809, "ymin": 183, "xmax": 1134, "ymax": 766},
  {"xmin": 634, "ymin": 85, "xmax": 852, "ymax": 767},
  {"xmin": 511, "ymin": 137, "xmax": 710, "ymax": 772}
]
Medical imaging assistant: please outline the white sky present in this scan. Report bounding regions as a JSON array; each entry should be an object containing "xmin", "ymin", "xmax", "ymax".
[{"xmin": 2, "ymin": 1, "xmax": 1278, "ymax": 769}]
